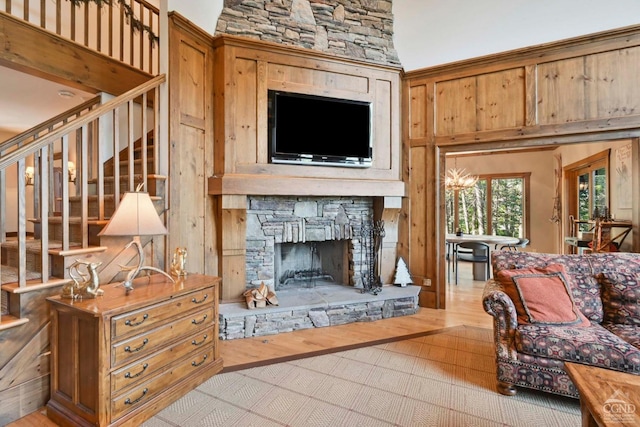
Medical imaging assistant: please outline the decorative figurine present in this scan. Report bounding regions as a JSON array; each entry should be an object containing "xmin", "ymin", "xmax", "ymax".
[
  {"xmin": 62, "ymin": 259, "xmax": 104, "ymax": 299},
  {"xmin": 170, "ymin": 247, "xmax": 188, "ymax": 277}
]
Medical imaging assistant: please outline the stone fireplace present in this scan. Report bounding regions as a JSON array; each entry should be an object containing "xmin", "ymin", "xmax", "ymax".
[
  {"xmin": 211, "ymin": 0, "xmax": 411, "ymax": 340},
  {"xmin": 219, "ymin": 195, "xmax": 419, "ymax": 340},
  {"xmin": 245, "ymin": 196, "xmax": 373, "ymax": 291}
]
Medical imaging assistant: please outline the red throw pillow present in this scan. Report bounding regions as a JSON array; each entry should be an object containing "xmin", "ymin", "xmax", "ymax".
[{"xmin": 496, "ymin": 264, "xmax": 590, "ymax": 326}]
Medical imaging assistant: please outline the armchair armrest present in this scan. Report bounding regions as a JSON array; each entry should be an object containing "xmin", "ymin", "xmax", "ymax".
[{"xmin": 482, "ymin": 279, "xmax": 518, "ymax": 360}]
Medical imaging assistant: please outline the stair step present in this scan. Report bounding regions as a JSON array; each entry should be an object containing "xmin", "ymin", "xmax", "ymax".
[
  {"xmin": 0, "ymin": 314, "xmax": 29, "ymax": 332},
  {"xmin": 2, "ymin": 277, "xmax": 71, "ymax": 293},
  {"xmin": 28, "ymin": 216, "xmax": 110, "ymax": 226},
  {"xmin": 49, "ymin": 245, "xmax": 108, "ymax": 257},
  {"xmin": 88, "ymin": 173, "xmax": 166, "ymax": 185}
]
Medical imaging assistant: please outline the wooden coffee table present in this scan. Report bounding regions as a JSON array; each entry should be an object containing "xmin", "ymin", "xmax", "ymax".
[{"xmin": 565, "ymin": 362, "xmax": 640, "ymax": 427}]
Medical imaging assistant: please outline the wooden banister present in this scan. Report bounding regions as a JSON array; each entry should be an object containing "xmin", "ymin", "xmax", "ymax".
[
  {"xmin": 0, "ymin": 74, "xmax": 165, "ymax": 171},
  {"xmin": 0, "ymin": 74, "xmax": 165, "ymax": 295}
]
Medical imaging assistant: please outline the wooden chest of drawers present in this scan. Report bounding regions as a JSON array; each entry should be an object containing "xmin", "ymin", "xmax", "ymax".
[{"xmin": 46, "ymin": 274, "xmax": 222, "ymax": 427}]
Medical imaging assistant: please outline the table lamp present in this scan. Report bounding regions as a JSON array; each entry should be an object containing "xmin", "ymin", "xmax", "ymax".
[{"xmin": 98, "ymin": 188, "xmax": 174, "ymax": 293}]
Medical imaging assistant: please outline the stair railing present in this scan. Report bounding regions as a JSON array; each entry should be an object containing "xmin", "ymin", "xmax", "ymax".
[
  {"xmin": 1, "ymin": 0, "xmax": 159, "ymax": 74},
  {"xmin": 0, "ymin": 74, "xmax": 165, "ymax": 292}
]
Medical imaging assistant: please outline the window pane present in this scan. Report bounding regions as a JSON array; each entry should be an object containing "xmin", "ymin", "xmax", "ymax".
[
  {"xmin": 445, "ymin": 188, "xmax": 455, "ymax": 233},
  {"xmin": 458, "ymin": 179, "xmax": 487, "ymax": 234},
  {"xmin": 593, "ymin": 167, "xmax": 607, "ymax": 215},
  {"xmin": 491, "ymin": 178, "xmax": 524, "ymax": 237},
  {"xmin": 578, "ymin": 173, "xmax": 590, "ymax": 231}
]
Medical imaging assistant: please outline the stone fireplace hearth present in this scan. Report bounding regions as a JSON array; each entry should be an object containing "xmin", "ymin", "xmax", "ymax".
[{"xmin": 219, "ymin": 195, "xmax": 419, "ymax": 340}]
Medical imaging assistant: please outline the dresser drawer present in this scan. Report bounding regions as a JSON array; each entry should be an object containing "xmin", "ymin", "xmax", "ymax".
[
  {"xmin": 111, "ymin": 346, "xmax": 214, "ymax": 421},
  {"xmin": 111, "ymin": 327, "xmax": 214, "ymax": 393},
  {"xmin": 111, "ymin": 287, "xmax": 213, "ymax": 340},
  {"xmin": 111, "ymin": 306, "xmax": 214, "ymax": 368}
]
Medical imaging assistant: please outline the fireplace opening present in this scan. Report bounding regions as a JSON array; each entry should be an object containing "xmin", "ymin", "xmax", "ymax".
[{"xmin": 274, "ymin": 241, "xmax": 348, "ymax": 291}]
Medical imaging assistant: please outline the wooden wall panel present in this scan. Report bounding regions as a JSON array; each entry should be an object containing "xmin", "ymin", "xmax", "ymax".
[
  {"xmin": 537, "ymin": 57, "xmax": 587, "ymax": 125},
  {"xmin": 409, "ymin": 83, "xmax": 427, "ymax": 140},
  {"xmin": 267, "ymin": 63, "xmax": 369, "ymax": 94},
  {"xmin": 179, "ymin": 43, "xmax": 206, "ymax": 122},
  {"xmin": 169, "ymin": 14, "xmax": 216, "ymax": 277},
  {"xmin": 403, "ymin": 25, "xmax": 640, "ymax": 310},
  {"xmin": 476, "ymin": 68, "xmax": 525, "ymax": 131},
  {"xmin": 435, "ymin": 77, "xmax": 476, "ymax": 135},
  {"xmin": 586, "ymin": 47, "xmax": 640, "ymax": 120},
  {"xmin": 234, "ymin": 58, "xmax": 258, "ymax": 166},
  {"xmin": 211, "ymin": 35, "xmax": 403, "ymax": 185},
  {"xmin": 173, "ymin": 125, "xmax": 206, "ymax": 270},
  {"xmin": 409, "ymin": 146, "xmax": 427, "ymax": 277},
  {"xmin": 374, "ymin": 79, "xmax": 392, "ymax": 169}
]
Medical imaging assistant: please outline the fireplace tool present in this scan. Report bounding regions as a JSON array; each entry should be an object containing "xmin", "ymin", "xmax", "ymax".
[{"xmin": 360, "ymin": 219, "xmax": 385, "ymax": 295}]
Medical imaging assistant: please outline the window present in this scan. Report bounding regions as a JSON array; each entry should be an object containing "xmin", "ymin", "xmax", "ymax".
[
  {"xmin": 446, "ymin": 173, "xmax": 530, "ymax": 238},
  {"xmin": 566, "ymin": 150, "xmax": 609, "ymax": 233}
]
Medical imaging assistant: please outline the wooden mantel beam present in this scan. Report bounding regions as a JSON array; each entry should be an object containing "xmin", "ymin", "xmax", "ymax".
[{"xmin": 208, "ymin": 174, "xmax": 406, "ymax": 198}]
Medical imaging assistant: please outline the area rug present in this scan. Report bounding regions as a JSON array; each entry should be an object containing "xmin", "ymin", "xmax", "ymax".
[{"xmin": 142, "ymin": 326, "xmax": 580, "ymax": 427}]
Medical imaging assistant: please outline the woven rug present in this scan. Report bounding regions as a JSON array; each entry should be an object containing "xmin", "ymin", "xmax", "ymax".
[{"xmin": 142, "ymin": 326, "xmax": 580, "ymax": 426}]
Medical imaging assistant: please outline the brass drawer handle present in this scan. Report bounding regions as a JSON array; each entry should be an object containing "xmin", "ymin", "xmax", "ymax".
[
  {"xmin": 191, "ymin": 354, "xmax": 208, "ymax": 367},
  {"xmin": 124, "ymin": 314, "xmax": 148, "ymax": 327},
  {"xmin": 192, "ymin": 335, "xmax": 208, "ymax": 346},
  {"xmin": 124, "ymin": 338, "xmax": 149, "ymax": 353},
  {"xmin": 191, "ymin": 294, "xmax": 208, "ymax": 304},
  {"xmin": 124, "ymin": 363, "xmax": 149, "ymax": 379},
  {"xmin": 124, "ymin": 388, "xmax": 148, "ymax": 405},
  {"xmin": 191, "ymin": 314, "xmax": 208, "ymax": 325}
]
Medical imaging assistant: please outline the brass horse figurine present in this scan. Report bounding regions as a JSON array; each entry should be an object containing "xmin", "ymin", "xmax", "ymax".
[
  {"xmin": 170, "ymin": 247, "xmax": 188, "ymax": 277},
  {"xmin": 62, "ymin": 259, "xmax": 104, "ymax": 299}
]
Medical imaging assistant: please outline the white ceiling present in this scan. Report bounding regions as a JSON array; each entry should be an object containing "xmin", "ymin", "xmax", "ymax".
[{"xmin": 0, "ymin": 67, "xmax": 93, "ymax": 137}]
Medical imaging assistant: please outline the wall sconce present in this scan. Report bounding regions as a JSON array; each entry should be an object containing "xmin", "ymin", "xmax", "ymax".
[
  {"xmin": 25, "ymin": 166, "xmax": 34, "ymax": 186},
  {"xmin": 68, "ymin": 161, "xmax": 76, "ymax": 184}
]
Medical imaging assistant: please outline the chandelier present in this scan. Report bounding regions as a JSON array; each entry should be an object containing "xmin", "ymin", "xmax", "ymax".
[{"xmin": 444, "ymin": 167, "xmax": 478, "ymax": 191}]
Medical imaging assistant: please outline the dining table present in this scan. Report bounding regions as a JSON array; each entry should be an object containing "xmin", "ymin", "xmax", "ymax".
[{"xmin": 445, "ymin": 234, "xmax": 520, "ymax": 281}]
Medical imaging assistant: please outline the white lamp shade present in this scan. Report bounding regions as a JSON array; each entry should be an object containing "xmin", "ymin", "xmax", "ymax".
[{"xmin": 98, "ymin": 192, "xmax": 168, "ymax": 237}]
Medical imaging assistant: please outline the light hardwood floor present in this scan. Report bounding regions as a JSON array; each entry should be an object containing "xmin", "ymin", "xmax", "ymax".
[{"xmin": 9, "ymin": 263, "xmax": 490, "ymax": 426}]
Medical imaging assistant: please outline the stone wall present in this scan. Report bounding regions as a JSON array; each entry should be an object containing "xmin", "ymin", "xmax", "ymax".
[
  {"xmin": 216, "ymin": 0, "xmax": 400, "ymax": 66},
  {"xmin": 245, "ymin": 196, "xmax": 373, "ymax": 289}
]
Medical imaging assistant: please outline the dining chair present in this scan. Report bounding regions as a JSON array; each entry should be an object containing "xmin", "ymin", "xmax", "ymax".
[
  {"xmin": 455, "ymin": 241, "xmax": 490, "ymax": 284},
  {"xmin": 447, "ymin": 242, "xmax": 473, "ymax": 284},
  {"xmin": 500, "ymin": 238, "xmax": 529, "ymax": 251}
]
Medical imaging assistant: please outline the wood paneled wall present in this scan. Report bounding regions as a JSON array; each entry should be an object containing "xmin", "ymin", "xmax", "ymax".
[
  {"xmin": 168, "ymin": 14, "xmax": 217, "ymax": 278},
  {"xmin": 209, "ymin": 35, "xmax": 403, "ymax": 194},
  {"xmin": 403, "ymin": 25, "xmax": 640, "ymax": 308},
  {"xmin": 208, "ymin": 36, "xmax": 404, "ymax": 300}
]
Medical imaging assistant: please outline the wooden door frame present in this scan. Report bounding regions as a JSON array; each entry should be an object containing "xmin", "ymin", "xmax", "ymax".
[{"xmin": 437, "ymin": 138, "xmax": 640, "ymax": 307}]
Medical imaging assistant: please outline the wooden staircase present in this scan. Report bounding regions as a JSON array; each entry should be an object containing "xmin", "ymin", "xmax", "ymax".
[{"xmin": 0, "ymin": 76, "xmax": 167, "ymax": 329}]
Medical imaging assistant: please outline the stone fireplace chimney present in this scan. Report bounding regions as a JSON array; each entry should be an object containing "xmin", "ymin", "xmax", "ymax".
[{"xmin": 216, "ymin": 0, "xmax": 400, "ymax": 67}]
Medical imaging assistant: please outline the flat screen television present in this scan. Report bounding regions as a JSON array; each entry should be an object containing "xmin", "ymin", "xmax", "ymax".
[{"xmin": 268, "ymin": 90, "xmax": 373, "ymax": 168}]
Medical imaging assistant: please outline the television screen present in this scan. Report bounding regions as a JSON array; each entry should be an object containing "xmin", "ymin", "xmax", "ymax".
[{"xmin": 268, "ymin": 90, "xmax": 372, "ymax": 167}]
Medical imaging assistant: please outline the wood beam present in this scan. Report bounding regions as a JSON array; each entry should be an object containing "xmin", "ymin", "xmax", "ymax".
[{"xmin": 0, "ymin": 11, "xmax": 152, "ymax": 96}]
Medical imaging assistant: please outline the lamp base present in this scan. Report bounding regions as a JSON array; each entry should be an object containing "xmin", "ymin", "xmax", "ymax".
[{"xmin": 120, "ymin": 237, "xmax": 175, "ymax": 294}]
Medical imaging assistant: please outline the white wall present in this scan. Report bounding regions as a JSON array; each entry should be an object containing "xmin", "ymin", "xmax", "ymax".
[
  {"xmin": 449, "ymin": 150, "xmax": 557, "ymax": 254},
  {"xmin": 392, "ymin": 0, "xmax": 640, "ymax": 71},
  {"xmin": 557, "ymin": 139, "xmax": 634, "ymax": 251},
  {"xmin": 168, "ymin": 1, "xmax": 640, "ymax": 72},
  {"xmin": 167, "ymin": 0, "xmax": 222, "ymax": 35},
  {"xmin": 450, "ymin": 139, "xmax": 636, "ymax": 254}
]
